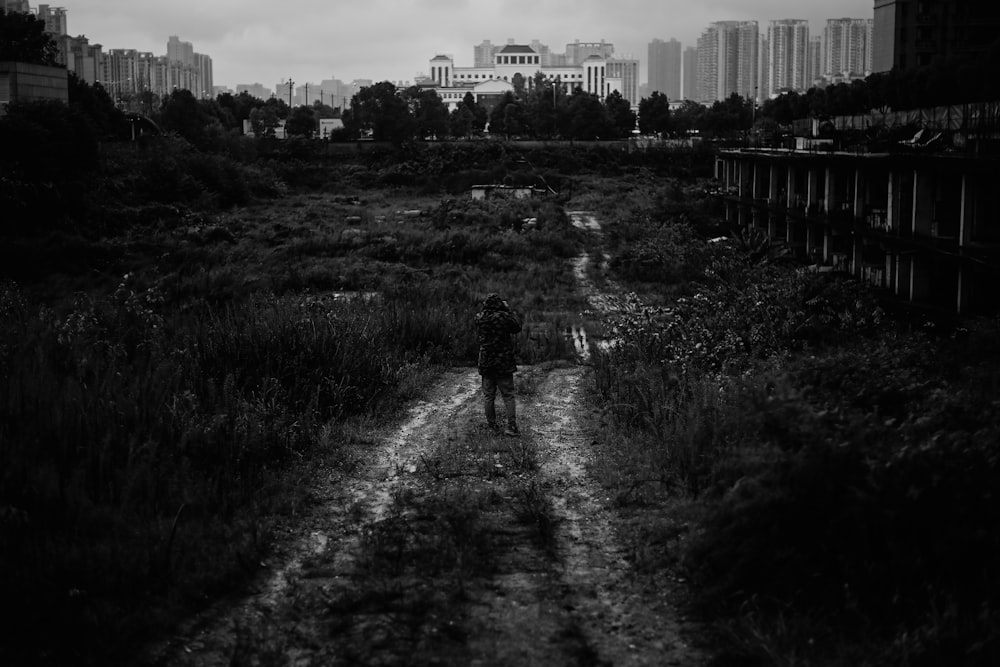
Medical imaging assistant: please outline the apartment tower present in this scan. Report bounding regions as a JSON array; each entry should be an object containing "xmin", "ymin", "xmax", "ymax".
[
  {"xmin": 696, "ymin": 21, "xmax": 759, "ymax": 103},
  {"xmin": 767, "ymin": 19, "xmax": 809, "ymax": 96},
  {"xmin": 648, "ymin": 38, "xmax": 682, "ymax": 99},
  {"xmin": 824, "ymin": 17, "xmax": 873, "ymax": 78},
  {"xmin": 682, "ymin": 46, "xmax": 697, "ymax": 100}
]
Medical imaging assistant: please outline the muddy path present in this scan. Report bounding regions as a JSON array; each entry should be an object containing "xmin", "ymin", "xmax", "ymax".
[{"xmin": 146, "ymin": 212, "xmax": 706, "ymax": 666}]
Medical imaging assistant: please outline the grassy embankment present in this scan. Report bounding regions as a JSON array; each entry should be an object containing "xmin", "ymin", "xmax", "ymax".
[{"xmin": 583, "ymin": 173, "xmax": 1000, "ymax": 666}]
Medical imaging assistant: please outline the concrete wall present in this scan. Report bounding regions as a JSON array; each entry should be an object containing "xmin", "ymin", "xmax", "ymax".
[{"xmin": 0, "ymin": 61, "xmax": 68, "ymax": 114}]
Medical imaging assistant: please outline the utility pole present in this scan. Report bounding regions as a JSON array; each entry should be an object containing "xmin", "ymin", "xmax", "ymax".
[
  {"xmin": 287, "ymin": 78, "xmax": 294, "ymax": 107},
  {"xmin": 305, "ymin": 82, "xmax": 309, "ymax": 106}
]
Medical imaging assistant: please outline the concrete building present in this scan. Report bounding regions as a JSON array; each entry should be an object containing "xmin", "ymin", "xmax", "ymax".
[
  {"xmin": 824, "ymin": 17, "xmax": 872, "ymax": 78},
  {"xmin": 236, "ymin": 83, "xmax": 270, "ymax": 100},
  {"xmin": 163, "ymin": 36, "xmax": 212, "ymax": 98},
  {"xmin": 0, "ymin": 61, "xmax": 68, "ymax": 114},
  {"xmin": 166, "ymin": 35, "xmax": 193, "ymax": 67},
  {"xmin": 605, "ymin": 57, "xmax": 639, "ymax": 104},
  {"xmin": 873, "ymin": 0, "xmax": 1000, "ymax": 72},
  {"xmin": 712, "ymin": 102, "xmax": 1000, "ymax": 315},
  {"xmin": 648, "ymin": 38, "xmax": 681, "ymax": 99},
  {"xmin": 36, "ymin": 4, "xmax": 67, "ymax": 35},
  {"xmin": 565, "ymin": 40, "xmax": 614, "ymax": 66},
  {"xmin": 696, "ymin": 21, "xmax": 760, "ymax": 103},
  {"xmin": 426, "ymin": 40, "xmax": 639, "ymax": 111},
  {"xmin": 1, "ymin": 1, "xmax": 32, "ymax": 11},
  {"xmin": 473, "ymin": 40, "xmax": 497, "ymax": 68},
  {"xmin": 766, "ymin": 19, "xmax": 809, "ymax": 97},
  {"xmin": 808, "ymin": 36, "xmax": 823, "ymax": 86},
  {"xmin": 682, "ymin": 46, "xmax": 697, "ymax": 100},
  {"xmin": 63, "ymin": 35, "xmax": 102, "ymax": 84}
]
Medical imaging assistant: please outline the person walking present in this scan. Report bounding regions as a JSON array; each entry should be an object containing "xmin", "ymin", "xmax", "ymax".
[{"xmin": 475, "ymin": 293, "xmax": 522, "ymax": 436}]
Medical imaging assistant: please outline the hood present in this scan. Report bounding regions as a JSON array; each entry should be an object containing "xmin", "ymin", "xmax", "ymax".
[{"xmin": 482, "ymin": 293, "xmax": 506, "ymax": 311}]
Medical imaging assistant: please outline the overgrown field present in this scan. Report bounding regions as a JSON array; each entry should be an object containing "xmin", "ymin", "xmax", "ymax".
[
  {"xmin": 4, "ymin": 135, "xmax": 997, "ymax": 666},
  {"xmin": 4, "ymin": 139, "xmax": 671, "ymax": 664},
  {"xmin": 585, "ymin": 177, "xmax": 1000, "ymax": 666}
]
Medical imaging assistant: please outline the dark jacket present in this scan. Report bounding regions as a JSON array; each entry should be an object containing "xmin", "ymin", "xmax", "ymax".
[{"xmin": 474, "ymin": 294, "xmax": 522, "ymax": 376}]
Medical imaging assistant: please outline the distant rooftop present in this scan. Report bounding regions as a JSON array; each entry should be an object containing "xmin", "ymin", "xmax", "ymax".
[{"xmin": 498, "ymin": 45, "xmax": 537, "ymax": 54}]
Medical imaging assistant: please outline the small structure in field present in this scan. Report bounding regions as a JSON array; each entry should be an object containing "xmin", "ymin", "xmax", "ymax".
[{"xmin": 470, "ymin": 184, "xmax": 546, "ymax": 201}]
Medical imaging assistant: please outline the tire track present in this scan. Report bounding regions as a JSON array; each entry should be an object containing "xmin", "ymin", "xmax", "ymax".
[{"xmin": 146, "ymin": 368, "xmax": 481, "ymax": 665}]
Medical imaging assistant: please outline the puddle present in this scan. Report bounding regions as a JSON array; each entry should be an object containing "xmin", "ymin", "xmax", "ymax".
[
  {"xmin": 567, "ymin": 211, "xmax": 602, "ymax": 232},
  {"xmin": 570, "ymin": 325, "xmax": 590, "ymax": 362}
]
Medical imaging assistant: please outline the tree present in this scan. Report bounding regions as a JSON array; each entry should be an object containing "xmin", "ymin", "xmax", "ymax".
[
  {"xmin": 160, "ymin": 89, "xmax": 222, "ymax": 148},
  {"xmin": 701, "ymin": 93, "xmax": 753, "ymax": 137},
  {"xmin": 449, "ymin": 104, "xmax": 475, "ymax": 138},
  {"xmin": 248, "ymin": 105, "xmax": 280, "ymax": 137},
  {"xmin": 67, "ymin": 72, "xmax": 127, "ymax": 139},
  {"xmin": 285, "ymin": 105, "xmax": 317, "ymax": 138},
  {"xmin": 605, "ymin": 90, "xmax": 637, "ymax": 138},
  {"xmin": 405, "ymin": 87, "xmax": 449, "ymax": 139},
  {"xmin": 561, "ymin": 88, "xmax": 612, "ymax": 140},
  {"xmin": 489, "ymin": 91, "xmax": 522, "ymax": 138},
  {"xmin": 512, "ymin": 72, "xmax": 526, "ymax": 98},
  {"xmin": 637, "ymin": 91, "xmax": 671, "ymax": 136},
  {"xmin": 462, "ymin": 91, "xmax": 488, "ymax": 133},
  {"xmin": 0, "ymin": 9, "xmax": 59, "ymax": 65},
  {"xmin": 216, "ymin": 90, "xmax": 260, "ymax": 131},
  {"xmin": 450, "ymin": 92, "xmax": 486, "ymax": 138},
  {"xmin": 349, "ymin": 81, "xmax": 414, "ymax": 144},
  {"xmin": 311, "ymin": 100, "xmax": 338, "ymax": 119},
  {"xmin": 671, "ymin": 99, "xmax": 707, "ymax": 134}
]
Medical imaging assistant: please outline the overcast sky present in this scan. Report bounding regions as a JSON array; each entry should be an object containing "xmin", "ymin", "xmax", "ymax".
[{"xmin": 68, "ymin": 0, "xmax": 875, "ymax": 90}]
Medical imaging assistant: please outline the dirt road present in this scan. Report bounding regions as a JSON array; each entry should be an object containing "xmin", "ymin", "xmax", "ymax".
[{"xmin": 147, "ymin": 212, "xmax": 706, "ymax": 666}]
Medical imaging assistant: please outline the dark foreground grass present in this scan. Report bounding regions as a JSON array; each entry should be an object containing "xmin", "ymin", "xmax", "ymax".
[
  {"xmin": 0, "ymin": 182, "xmax": 590, "ymax": 665},
  {"xmin": 585, "ymin": 177, "xmax": 1000, "ymax": 665}
]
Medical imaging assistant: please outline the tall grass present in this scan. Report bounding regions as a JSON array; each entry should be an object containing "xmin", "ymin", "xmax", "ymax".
[
  {"xmin": 590, "ymin": 218, "xmax": 1000, "ymax": 664},
  {"xmin": 0, "ymin": 262, "xmax": 576, "ymax": 664}
]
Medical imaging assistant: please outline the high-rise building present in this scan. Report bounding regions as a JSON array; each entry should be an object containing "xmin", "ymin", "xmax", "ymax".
[
  {"xmin": 66, "ymin": 35, "xmax": 103, "ymax": 85},
  {"xmin": 236, "ymin": 83, "xmax": 270, "ymax": 100},
  {"xmin": 873, "ymin": 0, "xmax": 1000, "ymax": 72},
  {"xmin": 530, "ymin": 39, "xmax": 553, "ymax": 67},
  {"xmin": 682, "ymin": 46, "xmax": 697, "ymax": 100},
  {"xmin": 824, "ymin": 18, "xmax": 872, "ymax": 78},
  {"xmin": 648, "ymin": 38, "xmax": 682, "ymax": 99},
  {"xmin": 808, "ymin": 36, "xmax": 823, "ymax": 85},
  {"xmin": 696, "ymin": 21, "xmax": 759, "ymax": 103},
  {"xmin": 767, "ymin": 19, "xmax": 809, "ymax": 97},
  {"xmin": 606, "ymin": 57, "xmax": 639, "ymax": 104},
  {"xmin": 167, "ymin": 36, "xmax": 194, "ymax": 67},
  {"xmin": 2, "ymin": 1, "xmax": 32, "ymax": 12},
  {"xmin": 758, "ymin": 35, "xmax": 769, "ymax": 102},
  {"xmin": 565, "ymin": 40, "xmax": 614, "ymax": 66},
  {"xmin": 474, "ymin": 40, "xmax": 496, "ymax": 68},
  {"xmin": 193, "ymin": 52, "xmax": 213, "ymax": 97},
  {"xmin": 36, "ymin": 4, "xmax": 67, "ymax": 35},
  {"xmin": 165, "ymin": 36, "xmax": 213, "ymax": 98}
]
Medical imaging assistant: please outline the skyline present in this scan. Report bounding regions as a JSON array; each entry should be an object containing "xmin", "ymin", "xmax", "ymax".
[{"xmin": 65, "ymin": 1, "xmax": 875, "ymax": 90}]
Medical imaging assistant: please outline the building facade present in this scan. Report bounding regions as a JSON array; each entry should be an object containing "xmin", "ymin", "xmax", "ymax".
[
  {"xmin": 712, "ymin": 103, "xmax": 1000, "ymax": 315},
  {"xmin": 808, "ymin": 36, "xmax": 823, "ymax": 86},
  {"xmin": 766, "ymin": 19, "xmax": 809, "ymax": 97},
  {"xmin": 0, "ymin": 61, "xmax": 68, "ymax": 114},
  {"xmin": 682, "ymin": 46, "xmax": 697, "ymax": 100},
  {"xmin": 824, "ymin": 17, "xmax": 873, "ymax": 78},
  {"xmin": 426, "ymin": 40, "xmax": 639, "ymax": 110},
  {"xmin": 697, "ymin": 21, "xmax": 760, "ymax": 103},
  {"xmin": 873, "ymin": 0, "xmax": 1000, "ymax": 72},
  {"xmin": 648, "ymin": 38, "xmax": 681, "ymax": 99}
]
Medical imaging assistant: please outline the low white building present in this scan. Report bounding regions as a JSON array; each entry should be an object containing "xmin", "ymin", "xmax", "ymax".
[{"xmin": 427, "ymin": 44, "xmax": 637, "ymax": 110}]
